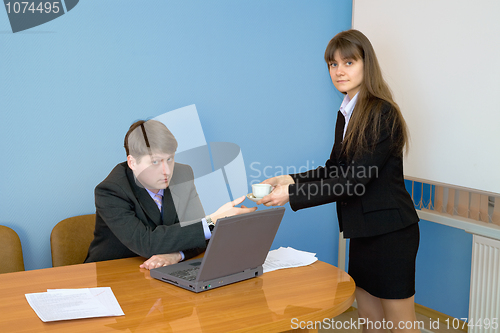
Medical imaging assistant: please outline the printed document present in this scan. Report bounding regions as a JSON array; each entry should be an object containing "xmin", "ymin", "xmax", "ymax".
[
  {"xmin": 25, "ymin": 287, "xmax": 124, "ymax": 322},
  {"xmin": 263, "ymin": 246, "xmax": 318, "ymax": 273}
]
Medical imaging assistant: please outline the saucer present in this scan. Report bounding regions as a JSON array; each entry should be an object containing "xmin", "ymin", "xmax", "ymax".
[{"xmin": 246, "ymin": 193, "xmax": 263, "ymax": 203}]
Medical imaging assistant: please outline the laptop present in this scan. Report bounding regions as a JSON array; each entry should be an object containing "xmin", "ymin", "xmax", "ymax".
[{"xmin": 150, "ymin": 207, "xmax": 285, "ymax": 292}]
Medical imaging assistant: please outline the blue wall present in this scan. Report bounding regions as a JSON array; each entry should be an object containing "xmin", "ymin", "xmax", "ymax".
[
  {"xmin": 415, "ymin": 220, "xmax": 472, "ymax": 319},
  {"xmin": 0, "ymin": 1, "xmax": 351, "ymax": 270},
  {"xmin": 0, "ymin": 0, "xmax": 472, "ymax": 321},
  {"xmin": 407, "ymin": 181, "xmax": 473, "ymax": 319}
]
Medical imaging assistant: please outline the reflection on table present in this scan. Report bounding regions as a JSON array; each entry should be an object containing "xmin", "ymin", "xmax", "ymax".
[{"xmin": 0, "ymin": 256, "xmax": 355, "ymax": 333}]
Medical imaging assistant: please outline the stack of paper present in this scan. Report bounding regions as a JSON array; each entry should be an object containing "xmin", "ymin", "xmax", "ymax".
[
  {"xmin": 263, "ymin": 246, "xmax": 318, "ymax": 273},
  {"xmin": 25, "ymin": 287, "xmax": 124, "ymax": 322}
]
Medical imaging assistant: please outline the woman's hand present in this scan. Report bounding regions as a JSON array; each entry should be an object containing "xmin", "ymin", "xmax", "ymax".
[
  {"xmin": 257, "ymin": 183, "xmax": 291, "ymax": 206},
  {"xmin": 140, "ymin": 253, "xmax": 182, "ymax": 270},
  {"xmin": 210, "ymin": 195, "xmax": 258, "ymax": 223},
  {"xmin": 261, "ymin": 175, "xmax": 295, "ymax": 187},
  {"xmin": 256, "ymin": 175, "xmax": 294, "ymax": 206}
]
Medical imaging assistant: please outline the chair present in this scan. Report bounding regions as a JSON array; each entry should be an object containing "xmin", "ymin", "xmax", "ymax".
[
  {"xmin": 50, "ymin": 214, "xmax": 96, "ymax": 267},
  {"xmin": 0, "ymin": 225, "xmax": 25, "ymax": 273}
]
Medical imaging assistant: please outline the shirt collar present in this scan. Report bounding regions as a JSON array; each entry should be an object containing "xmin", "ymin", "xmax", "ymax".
[
  {"xmin": 339, "ymin": 93, "xmax": 358, "ymax": 120},
  {"xmin": 146, "ymin": 188, "xmax": 164, "ymax": 199}
]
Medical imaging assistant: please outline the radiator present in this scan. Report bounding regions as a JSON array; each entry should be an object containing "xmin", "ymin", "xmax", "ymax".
[{"xmin": 469, "ymin": 235, "xmax": 500, "ymax": 333}]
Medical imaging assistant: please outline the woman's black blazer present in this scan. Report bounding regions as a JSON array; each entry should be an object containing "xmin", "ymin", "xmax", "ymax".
[{"xmin": 288, "ymin": 102, "xmax": 419, "ymax": 238}]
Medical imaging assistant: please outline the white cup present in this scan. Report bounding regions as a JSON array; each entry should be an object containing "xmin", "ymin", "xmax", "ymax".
[{"xmin": 252, "ymin": 184, "xmax": 272, "ymax": 198}]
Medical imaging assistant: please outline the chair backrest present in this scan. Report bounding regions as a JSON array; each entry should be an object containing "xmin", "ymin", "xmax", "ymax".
[
  {"xmin": 50, "ymin": 214, "xmax": 96, "ymax": 267},
  {"xmin": 0, "ymin": 225, "xmax": 25, "ymax": 274}
]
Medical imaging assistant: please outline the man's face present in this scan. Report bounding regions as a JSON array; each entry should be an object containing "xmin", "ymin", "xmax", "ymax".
[{"xmin": 127, "ymin": 153, "xmax": 175, "ymax": 192}]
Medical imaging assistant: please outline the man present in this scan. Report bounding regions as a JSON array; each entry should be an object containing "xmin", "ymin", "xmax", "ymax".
[{"xmin": 85, "ymin": 119, "xmax": 255, "ymax": 269}]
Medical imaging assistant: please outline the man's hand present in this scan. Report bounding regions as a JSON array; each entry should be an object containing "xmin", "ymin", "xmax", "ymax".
[
  {"xmin": 210, "ymin": 195, "xmax": 258, "ymax": 223},
  {"xmin": 140, "ymin": 253, "xmax": 182, "ymax": 270}
]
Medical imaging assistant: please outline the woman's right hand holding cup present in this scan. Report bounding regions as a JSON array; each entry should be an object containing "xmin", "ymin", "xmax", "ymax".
[
  {"xmin": 257, "ymin": 175, "xmax": 295, "ymax": 207},
  {"xmin": 261, "ymin": 175, "xmax": 295, "ymax": 187}
]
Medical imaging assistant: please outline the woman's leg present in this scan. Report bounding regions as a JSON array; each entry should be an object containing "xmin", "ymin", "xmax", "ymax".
[
  {"xmin": 356, "ymin": 288, "xmax": 421, "ymax": 333},
  {"xmin": 355, "ymin": 287, "xmax": 387, "ymax": 333},
  {"xmin": 380, "ymin": 296, "xmax": 421, "ymax": 333}
]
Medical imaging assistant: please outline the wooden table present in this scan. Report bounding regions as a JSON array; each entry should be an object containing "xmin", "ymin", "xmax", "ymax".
[{"xmin": 0, "ymin": 257, "xmax": 355, "ymax": 333}]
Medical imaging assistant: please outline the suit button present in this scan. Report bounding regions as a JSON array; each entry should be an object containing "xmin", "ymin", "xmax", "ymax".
[{"xmin": 341, "ymin": 202, "xmax": 347, "ymax": 206}]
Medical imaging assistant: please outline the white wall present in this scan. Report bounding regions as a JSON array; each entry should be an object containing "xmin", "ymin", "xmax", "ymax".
[{"xmin": 353, "ymin": 0, "xmax": 500, "ymax": 194}]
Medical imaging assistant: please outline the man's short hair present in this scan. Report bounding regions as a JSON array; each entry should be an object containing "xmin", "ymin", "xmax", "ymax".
[{"xmin": 124, "ymin": 120, "xmax": 178, "ymax": 160}]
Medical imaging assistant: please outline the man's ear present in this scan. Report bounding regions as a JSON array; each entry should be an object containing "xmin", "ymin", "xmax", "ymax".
[{"xmin": 127, "ymin": 155, "xmax": 136, "ymax": 170}]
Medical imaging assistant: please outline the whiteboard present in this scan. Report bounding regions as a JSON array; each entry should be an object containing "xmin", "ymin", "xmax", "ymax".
[{"xmin": 353, "ymin": 0, "xmax": 500, "ymax": 194}]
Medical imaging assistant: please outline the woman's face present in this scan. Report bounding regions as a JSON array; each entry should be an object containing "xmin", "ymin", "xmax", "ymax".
[{"xmin": 328, "ymin": 50, "xmax": 364, "ymax": 99}]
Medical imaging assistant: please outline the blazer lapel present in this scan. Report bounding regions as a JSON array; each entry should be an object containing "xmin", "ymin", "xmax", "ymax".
[
  {"xmin": 125, "ymin": 165, "xmax": 162, "ymax": 225},
  {"xmin": 169, "ymin": 183, "xmax": 186, "ymax": 223},
  {"xmin": 162, "ymin": 188, "xmax": 179, "ymax": 226},
  {"xmin": 334, "ymin": 110, "xmax": 346, "ymax": 160}
]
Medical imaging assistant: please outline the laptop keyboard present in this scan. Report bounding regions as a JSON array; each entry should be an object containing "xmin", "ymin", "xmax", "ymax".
[{"xmin": 170, "ymin": 267, "xmax": 200, "ymax": 281}]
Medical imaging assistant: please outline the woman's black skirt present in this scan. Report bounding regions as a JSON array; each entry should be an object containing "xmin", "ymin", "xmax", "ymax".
[{"xmin": 348, "ymin": 222, "xmax": 420, "ymax": 299}]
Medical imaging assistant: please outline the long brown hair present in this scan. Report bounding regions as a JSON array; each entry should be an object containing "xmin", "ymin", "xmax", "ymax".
[{"xmin": 324, "ymin": 29, "xmax": 409, "ymax": 160}]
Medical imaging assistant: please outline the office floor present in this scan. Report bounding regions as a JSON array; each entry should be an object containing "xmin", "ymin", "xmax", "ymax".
[{"xmin": 319, "ymin": 309, "xmax": 464, "ymax": 333}]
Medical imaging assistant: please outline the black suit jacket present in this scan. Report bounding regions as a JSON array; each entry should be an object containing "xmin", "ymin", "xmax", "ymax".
[
  {"xmin": 288, "ymin": 102, "xmax": 419, "ymax": 238},
  {"xmin": 85, "ymin": 162, "xmax": 207, "ymax": 263}
]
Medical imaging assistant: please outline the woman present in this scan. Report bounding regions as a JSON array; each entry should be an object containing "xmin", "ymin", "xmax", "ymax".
[{"xmin": 258, "ymin": 30, "xmax": 420, "ymax": 333}]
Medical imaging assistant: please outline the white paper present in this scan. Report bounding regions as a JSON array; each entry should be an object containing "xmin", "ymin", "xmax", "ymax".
[
  {"xmin": 25, "ymin": 287, "xmax": 124, "ymax": 322},
  {"xmin": 263, "ymin": 247, "xmax": 318, "ymax": 273}
]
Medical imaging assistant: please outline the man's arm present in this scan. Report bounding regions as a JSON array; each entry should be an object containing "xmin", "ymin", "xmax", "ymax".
[{"xmin": 95, "ymin": 180, "xmax": 207, "ymax": 258}]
